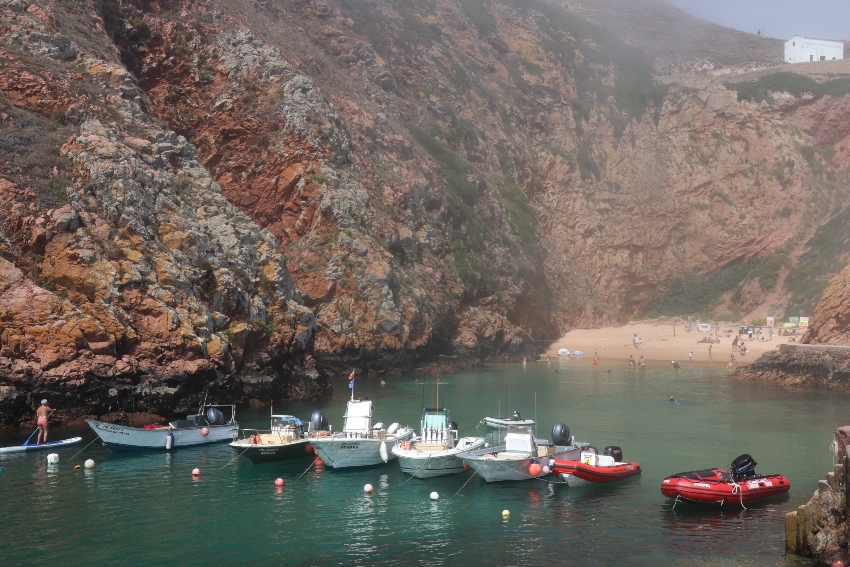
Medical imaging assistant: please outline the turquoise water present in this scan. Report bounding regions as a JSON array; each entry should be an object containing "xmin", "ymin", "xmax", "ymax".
[{"xmin": 1, "ymin": 360, "xmax": 844, "ymax": 566}]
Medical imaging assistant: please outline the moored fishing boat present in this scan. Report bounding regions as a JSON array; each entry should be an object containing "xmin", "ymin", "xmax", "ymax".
[
  {"xmin": 660, "ymin": 454, "xmax": 790, "ymax": 505},
  {"xmin": 392, "ymin": 407, "xmax": 485, "ymax": 478},
  {"xmin": 86, "ymin": 405, "xmax": 238, "ymax": 451},
  {"xmin": 230, "ymin": 409, "xmax": 330, "ymax": 464},
  {"xmin": 552, "ymin": 446, "xmax": 642, "ymax": 487},
  {"xmin": 460, "ymin": 423, "xmax": 588, "ymax": 482},
  {"xmin": 310, "ymin": 398, "xmax": 415, "ymax": 469}
]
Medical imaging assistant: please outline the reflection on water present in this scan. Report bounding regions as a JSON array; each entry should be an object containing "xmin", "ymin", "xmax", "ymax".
[{"xmin": 0, "ymin": 362, "xmax": 836, "ymax": 566}]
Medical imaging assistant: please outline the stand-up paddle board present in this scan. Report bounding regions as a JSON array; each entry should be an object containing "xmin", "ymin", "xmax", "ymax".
[{"xmin": 0, "ymin": 437, "xmax": 83, "ymax": 454}]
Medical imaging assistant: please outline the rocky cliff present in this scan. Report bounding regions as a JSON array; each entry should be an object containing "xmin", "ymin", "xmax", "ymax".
[{"xmin": 3, "ymin": 0, "xmax": 850, "ymax": 425}]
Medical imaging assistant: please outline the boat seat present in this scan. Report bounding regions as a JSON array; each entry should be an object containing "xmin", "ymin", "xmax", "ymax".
[
  {"xmin": 413, "ymin": 442, "xmax": 447, "ymax": 451},
  {"xmin": 597, "ymin": 455, "xmax": 615, "ymax": 467},
  {"xmin": 498, "ymin": 452, "xmax": 532, "ymax": 460}
]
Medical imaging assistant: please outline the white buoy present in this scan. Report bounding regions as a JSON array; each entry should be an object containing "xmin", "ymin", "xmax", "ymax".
[
  {"xmin": 502, "ymin": 509, "xmax": 510, "ymax": 518},
  {"xmin": 364, "ymin": 483, "xmax": 373, "ymax": 494},
  {"xmin": 84, "ymin": 459, "xmax": 95, "ymax": 469},
  {"xmin": 192, "ymin": 468, "xmax": 200, "ymax": 476},
  {"xmin": 430, "ymin": 491, "xmax": 439, "ymax": 501},
  {"xmin": 47, "ymin": 453, "xmax": 59, "ymax": 464},
  {"xmin": 165, "ymin": 432, "xmax": 174, "ymax": 450},
  {"xmin": 379, "ymin": 442, "xmax": 388, "ymax": 463},
  {"xmin": 542, "ymin": 465, "xmax": 551, "ymax": 475}
]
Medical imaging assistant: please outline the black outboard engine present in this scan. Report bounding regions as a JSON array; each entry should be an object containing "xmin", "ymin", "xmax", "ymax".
[
  {"xmin": 551, "ymin": 423, "xmax": 571, "ymax": 446},
  {"xmin": 731, "ymin": 454, "xmax": 757, "ymax": 481},
  {"xmin": 448, "ymin": 421, "xmax": 459, "ymax": 433},
  {"xmin": 604, "ymin": 446, "xmax": 623, "ymax": 462},
  {"xmin": 310, "ymin": 410, "xmax": 329, "ymax": 432},
  {"xmin": 513, "ymin": 410, "xmax": 522, "ymax": 420},
  {"xmin": 205, "ymin": 407, "xmax": 224, "ymax": 425}
]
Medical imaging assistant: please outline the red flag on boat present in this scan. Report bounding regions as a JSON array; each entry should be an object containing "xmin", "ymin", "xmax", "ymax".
[{"xmin": 348, "ymin": 369, "xmax": 355, "ymax": 381}]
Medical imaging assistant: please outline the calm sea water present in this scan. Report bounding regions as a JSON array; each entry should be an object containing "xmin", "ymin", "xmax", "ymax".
[{"xmin": 1, "ymin": 360, "xmax": 843, "ymax": 566}]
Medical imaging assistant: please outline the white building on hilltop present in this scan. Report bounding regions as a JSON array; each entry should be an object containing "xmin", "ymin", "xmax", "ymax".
[{"xmin": 784, "ymin": 36, "xmax": 844, "ymax": 64}]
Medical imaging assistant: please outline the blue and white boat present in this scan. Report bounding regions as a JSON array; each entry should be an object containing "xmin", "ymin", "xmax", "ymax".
[
  {"xmin": 86, "ymin": 405, "xmax": 238, "ymax": 451},
  {"xmin": 392, "ymin": 407, "xmax": 485, "ymax": 478}
]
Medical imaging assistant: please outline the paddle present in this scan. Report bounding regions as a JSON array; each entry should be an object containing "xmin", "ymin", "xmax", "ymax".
[{"xmin": 23, "ymin": 412, "xmax": 52, "ymax": 446}]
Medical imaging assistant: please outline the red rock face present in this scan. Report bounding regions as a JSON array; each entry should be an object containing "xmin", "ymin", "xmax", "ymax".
[{"xmin": 803, "ymin": 264, "xmax": 850, "ymax": 345}]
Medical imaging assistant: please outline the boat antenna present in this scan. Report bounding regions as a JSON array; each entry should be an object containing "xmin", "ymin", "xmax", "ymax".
[{"xmin": 534, "ymin": 392, "xmax": 537, "ymax": 439}]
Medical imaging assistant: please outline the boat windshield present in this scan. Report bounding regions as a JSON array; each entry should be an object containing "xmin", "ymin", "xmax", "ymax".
[
  {"xmin": 422, "ymin": 408, "xmax": 448, "ymax": 430},
  {"xmin": 271, "ymin": 416, "xmax": 302, "ymax": 430},
  {"xmin": 505, "ymin": 425, "xmax": 533, "ymax": 436}
]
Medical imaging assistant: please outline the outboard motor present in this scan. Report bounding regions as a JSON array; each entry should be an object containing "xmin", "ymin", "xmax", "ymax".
[
  {"xmin": 205, "ymin": 407, "xmax": 224, "ymax": 425},
  {"xmin": 373, "ymin": 422, "xmax": 386, "ymax": 430},
  {"xmin": 310, "ymin": 410, "xmax": 329, "ymax": 432},
  {"xmin": 513, "ymin": 410, "xmax": 522, "ymax": 420},
  {"xmin": 448, "ymin": 421, "xmax": 459, "ymax": 433},
  {"xmin": 604, "ymin": 446, "xmax": 623, "ymax": 462},
  {"xmin": 731, "ymin": 454, "xmax": 757, "ymax": 480},
  {"xmin": 551, "ymin": 423, "xmax": 571, "ymax": 446}
]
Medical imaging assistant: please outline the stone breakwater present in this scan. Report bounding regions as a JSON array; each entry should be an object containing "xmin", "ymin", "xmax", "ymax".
[
  {"xmin": 786, "ymin": 427, "xmax": 850, "ymax": 565},
  {"xmin": 736, "ymin": 344, "xmax": 850, "ymax": 390}
]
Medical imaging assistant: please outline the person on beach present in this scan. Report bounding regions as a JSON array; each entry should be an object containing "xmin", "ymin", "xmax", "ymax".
[
  {"xmin": 36, "ymin": 399, "xmax": 53, "ymax": 444},
  {"xmin": 728, "ymin": 354, "xmax": 737, "ymax": 368},
  {"xmin": 732, "ymin": 335, "xmax": 738, "ymax": 350},
  {"xmin": 708, "ymin": 344, "xmax": 713, "ymax": 360},
  {"xmin": 671, "ymin": 360, "xmax": 680, "ymax": 368},
  {"xmin": 592, "ymin": 356, "xmax": 598, "ymax": 366},
  {"xmin": 633, "ymin": 334, "xmax": 639, "ymax": 350},
  {"xmin": 688, "ymin": 351, "xmax": 693, "ymax": 361},
  {"xmin": 629, "ymin": 355, "xmax": 635, "ymax": 369},
  {"xmin": 639, "ymin": 355, "xmax": 646, "ymax": 369}
]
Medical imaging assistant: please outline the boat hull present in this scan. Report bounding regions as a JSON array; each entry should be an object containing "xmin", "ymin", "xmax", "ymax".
[
  {"xmin": 462, "ymin": 444, "xmax": 586, "ymax": 482},
  {"xmin": 0, "ymin": 437, "xmax": 83, "ymax": 454},
  {"xmin": 311, "ymin": 429, "xmax": 415, "ymax": 469},
  {"xmin": 87, "ymin": 420, "xmax": 237, "ymax": 451},
  {"xmin": 481, "ymin": 417, "xmax": 535, "ymax": 428},
  {"xmin": 660, "ymin": 470, "xmax": 790, "ymax": 504},
  {"xmin": 230, "ymin": 438, "xmax": 314, "ymax": 464},
  {"xmin": 552, "ymin": 460, "xmax": 642, "ymax": 486},
  {"xmin": 393, "ymin": 437, "xmax": 486, "ymax": 478}
]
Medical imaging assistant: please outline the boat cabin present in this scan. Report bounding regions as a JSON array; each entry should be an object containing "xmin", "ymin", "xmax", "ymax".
[
  {"xmin": 342, "ymin": 400, "xmax": 374, "ymax": 438},
  {"xmin": 503, "ymin": 426, "xmax": 536, "ymax": 455},
  {"xmin": 271, "ymin": 415, "xmax": 304, "ymax": 434}
]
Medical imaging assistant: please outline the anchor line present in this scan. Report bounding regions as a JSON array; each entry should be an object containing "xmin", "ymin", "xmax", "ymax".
[{"xmin": 68, "ymin": 437, "xmax": 100, "ymax": 461}]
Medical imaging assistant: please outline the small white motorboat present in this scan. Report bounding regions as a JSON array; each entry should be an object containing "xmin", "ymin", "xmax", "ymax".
[
  {"xmin": 392, "ymin": 407, "xmax": 485, "ymax": 478},
  {"xmin": 310, "ymin": 398, "xmax": 414, "ymax": 469},
  {"xmin": 87, "ymin": 405, "xmax": 238, "ymax": 451},
  {"xmin": 481, "ymin": 410, "xmax": 535, "ymax": 428},
  {"xmin": 0, "ymin": 437, "xmax": 83, "ymax": 454},
  {"xmin": 460, "ymin": 423, "xmax": 588, "ymax": 482},
  {"xmin": 557, "ymin": 348, "xmax": 569, "ymax": 356}
]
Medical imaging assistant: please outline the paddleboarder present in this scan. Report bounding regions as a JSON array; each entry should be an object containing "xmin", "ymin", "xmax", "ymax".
[{"xmin": 36, "ymin": 399, "xmax": 53, "ymax": 445}]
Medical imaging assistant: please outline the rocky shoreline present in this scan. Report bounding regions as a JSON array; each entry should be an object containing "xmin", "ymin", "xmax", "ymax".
[{"xmin": 735, "ymin": 344, "xmax": 850, "ymax": 390}]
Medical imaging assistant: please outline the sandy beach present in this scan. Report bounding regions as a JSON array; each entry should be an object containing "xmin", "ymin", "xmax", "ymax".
[{"xmin": 543, "ymin": 321, "xmax": 796, "ymax": 366}]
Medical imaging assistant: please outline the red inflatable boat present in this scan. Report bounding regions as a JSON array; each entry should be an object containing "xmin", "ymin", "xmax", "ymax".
[
  {"xmin": 552, "ymin": 446, "xmax": 642, "ymax": 487},
  {"xmin": 661, "ymin": 454, "xmax": 789, "ymax": 505}
]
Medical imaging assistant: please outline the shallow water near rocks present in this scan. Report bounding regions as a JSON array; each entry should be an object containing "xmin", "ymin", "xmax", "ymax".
[{"xmin": 1, "ymin": 359, "xmax": 841, "ymax": 566}]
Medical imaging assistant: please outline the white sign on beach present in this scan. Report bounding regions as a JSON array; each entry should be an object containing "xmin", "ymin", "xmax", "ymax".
[{"xmin": 766, "ymin": 317, "xmax": 774, "ymax": 327}]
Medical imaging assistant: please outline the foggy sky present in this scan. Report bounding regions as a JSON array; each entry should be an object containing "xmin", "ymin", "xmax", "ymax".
[{"xmin": 668, "ymin": 0, "xmax": 850, "ymax": 41}]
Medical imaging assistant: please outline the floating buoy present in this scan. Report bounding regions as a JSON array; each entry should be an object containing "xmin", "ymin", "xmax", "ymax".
[
  {"xmin": 502, "ymin": 510, "xmax": 510, "ymax": 518},
  {"xmin": 201, "ymin": 427, "xmax": 209, "ymax": 437},
  {"xmin": 84, "ymin": 459, "xmax": 95, "ymax": 469},
  {"xmin": 463, "ymin": 461, "xmax": 470, "ymax": 470},
  {"xmin": 315, "ymin": 457, "xmax": 324, "ymax": 465},
  {"xmin": 74, "ymin": 465, "xmax": 81, "ymax": 469},
  {"xmin": 364, "ymin": 483, "xmax": 373, "ymax": 494},
  {"xmin": 192, "ymin": 468, "xmax": 200, "ymax": 476},
  {"xmin": 542, "ymin": 465, "xmax": 551, "ymax": 475},
  {"xmin": 306, "ymin": 444, "xmax": 315, "ymax": 455},
  {"xmin": 275, "ymin": 478, "xmax": 284, "ymax": 487},
  {"xmin": 528, "ymin": 462, "xmax": 542, "ymax": 477},
  {"xmin": 47, "ymin": 453, "xmax": 59, "ymax": 464},
  {"xmin": 430, "ymin": 492, "xmax": 439, "ymax": 501},
  {"xmin": 379, "ymin": 442, "xmax": 388, "ymax": 463}
]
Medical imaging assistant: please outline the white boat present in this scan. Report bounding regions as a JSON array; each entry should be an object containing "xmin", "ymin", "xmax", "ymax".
[
  {"xmin": 557, "ymin": 348, "xmax": 569, "ymax": 356},
  {"xmin": 481, "ymin": 410, "xmax": 535, "ymax": 428},
  {"xmin": 87, "ymin": 405, "xmax": 238, "ymax": 451},
  {"xmin": 460, "ymin": 424, "xmax": 588, "ymax": 482},
  {"xmin": 0, "ymin": 437, "xmax": 83, "ymax": 454},
  {"xmin": 310, "ymin": 398, "xmax": 414, "ymax": 469},
  {"xmin": 230, "ymin": 413, "xmax": 316, "ymax": 464},
  {"xmin": 392, "ymin": 407, "xmax": 486, "ymax": 478}
]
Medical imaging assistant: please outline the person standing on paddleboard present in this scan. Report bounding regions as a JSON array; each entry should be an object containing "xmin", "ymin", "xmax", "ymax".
[{"xmin": 36, "ymin": 400, "xmax": 53, "ymax": 444}]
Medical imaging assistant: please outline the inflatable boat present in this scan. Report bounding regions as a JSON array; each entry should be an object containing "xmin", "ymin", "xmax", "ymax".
[
  {"xmin": 660, "ymin": 454, "xmax": 789, "ymax": 505},
  {"xmin": 552, "ymin": 446, "xmax": 641, "ymax": 487}
]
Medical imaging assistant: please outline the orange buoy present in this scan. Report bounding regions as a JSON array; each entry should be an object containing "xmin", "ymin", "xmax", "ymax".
[
  {"xmin": 192, "ymin": 468, "xmax": 201, "ymax": 476},
  {"xmin": 315, "ymin": 457, "xmax": 324, "ymax": 465},
  {"xmin": 306, "ymin": 444, "xmax": 315, "ymax": 455},
  {"xmin": 528, "ymin": 463, "xmax": 542, "ymax": 477},
  {"xmin": 201, "ymin": 427, "xmax": 209, "ymax": 436},
  {"xmin": 275, "ymin": 478, "xmax": 284, "ymax": 487},
  {"xmin": 463, "ymin": 461, "xmax": 470, "ymax": 470}
]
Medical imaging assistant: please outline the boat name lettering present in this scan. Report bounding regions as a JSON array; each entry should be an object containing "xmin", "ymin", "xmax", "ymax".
[
  {"xmin": 98, "ymin": 424, "xmax": 130, "ymax": 436},
  {"xmin": 694, "ymin": 482, "xmax": 711, "ymax": 488},
  {"xmin": 626, "ymin": 465, "xmax": 634, "ymax": 470},
  {"xmin": 340, "ymin": 442, "xmax": 360, "ymax": 450}
]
